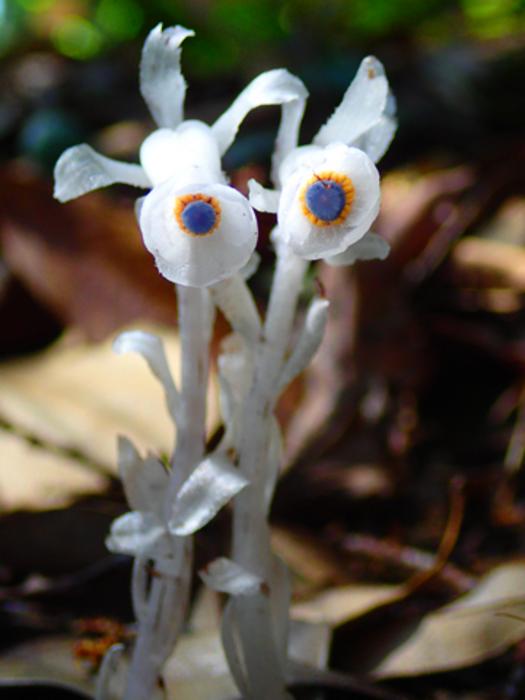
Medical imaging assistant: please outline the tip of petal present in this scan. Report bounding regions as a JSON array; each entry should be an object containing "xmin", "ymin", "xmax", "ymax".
[
  {"xmin": 361, "ymin": 56, "xmax": 386, "ymax": 81},
  {"xmin": 113, "ymin": 330, "xmax": 160, "ymax": 356},
  {"xmin": 53, "ymin": 146, "xmax": 79, "ymax": 202},
  {"xmin": 146, "ymin": 23, "xmax": 195, "ymax": 46}
]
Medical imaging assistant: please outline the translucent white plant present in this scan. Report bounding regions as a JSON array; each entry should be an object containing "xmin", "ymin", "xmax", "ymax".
[
  {"xmin": 203, "ymin": 55, "xmax": 396, "ymax": 700},
  {"xmin": 54, "ymin": 23, "xmax": 307, "ymax": 700},
  {"xmin": 54, "ymin": 23, "xmax": 395, "ymax": 700}
]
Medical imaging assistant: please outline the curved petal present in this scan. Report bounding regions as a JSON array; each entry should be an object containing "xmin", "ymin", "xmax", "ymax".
[
  {"xmin": 117, "ymin": 436, "xmax": 169, "ymax": 513},
  {"xmin": 53, "ymin": 144, "xmax": 150, "ymax": 202},
  {"xmin": 140, "ymin": 122, "xmax": 224, "ymax": 187},
  {"xmin": 139, "ymin": 179, "xmax": 258, "ymax": 287},
  {"xmin": 200, "ymin": 557, "xmax": 262, "ymax": 596},
  {"xmin": 113, "ymin": 330, "xmax": 181, "ymax": 423},
  {"xmin": 221, "ymin": 600, "xmax": 250, "ymax": 697},
  {"xmin": 313, "ymin": 56, "xmax": 389, "ymax": 149},
  {"xmin": 95, "ymin": 644, "xmax": 125, "ymax": 700},
  {"xmin": 325, "ymin": 231, "xmax": 390, "ymax": 266},
  {"xmin": 106, "ymin": 510, "xmax": 166, "ymax": 556},
  {"xmin": 248, "ymin": 178, "xmax": 280, "ymax": 213},
  {"xmin": 350, "ymin": 91, "xmax": 397, "ymax": 163},
  {"xmin": 277, "ymin": 144, "xmax": 381, "ymax": 259},
  {"xmin": 240, "ymin": 251, "xmax": 260, "ymax": 280},
  {"xmin": 211, "ymin": 274, "xmax": 261, "ymax": 344},
  {"xmin": 140, "ymin": 23, "xmax": 194, "ymax": 128},
  {"xmin": 271, "ymin": 88, "xmax": 308, "ymax": 187},
  {"xmin": 168, "ymin": 454, "xmax": 248, "ymax": 536},
  {"xmin": 212, "ymin": 69, "xmax": 308, "ymax": 157},
  {"xmin": 276, "ymin": 297, "xmax": 329, "ymax": 393}
]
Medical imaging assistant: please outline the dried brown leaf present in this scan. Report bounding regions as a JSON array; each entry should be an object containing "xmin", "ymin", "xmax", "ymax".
[
  {"xmin": 0, "ymin": 327, "xmax": 219, "ymax": 490},
  {"xmin": 371, "ymin": 562, "xmax": 525, "ymax": 678}
]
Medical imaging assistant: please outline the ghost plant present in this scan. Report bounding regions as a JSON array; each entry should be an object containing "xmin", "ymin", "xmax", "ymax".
[{"xmin": 54, "ymin": 23, "xmax": 395, "ymax": 700}]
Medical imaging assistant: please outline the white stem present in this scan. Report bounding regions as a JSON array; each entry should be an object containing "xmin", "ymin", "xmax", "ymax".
[
  {"xmin": 131, "ymin": 555, "xmax": 149, "ymax": 623},
  {"xmin": 124, "ymin": 285, "xmax": 211, "ymax": 700},
  {"xmin": 231, "ymin": 249, "xmax": 307, "ymax": 699}
]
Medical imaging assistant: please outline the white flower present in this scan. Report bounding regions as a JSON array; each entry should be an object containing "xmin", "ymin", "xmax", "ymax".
[
  {"xmin": 54, "ymin": 24, "xmax": 307, "ymax": 287},
  {"xmin": 276, "ymin": 142, "xmax": 380, "ymax": 259},
  {"xmin": 249, "ymin": 56, "xmax": 396, "ymax": 263},
  {"xmin": 107, "ymin": 435, "xmax": 248, "ymax": 561},
  {"xmin": 106, "ymin": 437, "xmax": 172, "ymax": 560}
]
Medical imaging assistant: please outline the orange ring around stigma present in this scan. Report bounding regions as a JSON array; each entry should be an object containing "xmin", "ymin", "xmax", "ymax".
[
  {"xmin": 299, "ymin": 170, "xmax": 355, "ymax": 227},
  {"xmin": 173, "ymin": 193, "xmax": 222, "ymax": 237}
]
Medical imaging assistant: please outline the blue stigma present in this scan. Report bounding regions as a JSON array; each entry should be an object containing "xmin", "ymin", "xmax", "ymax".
[
  {"xmin": 305, "ymin": 180, "xmax": 346, "ymax": 222},
  {"xmin": 181, "ymin": 200, "xmax": 217, "ymax": 235}
]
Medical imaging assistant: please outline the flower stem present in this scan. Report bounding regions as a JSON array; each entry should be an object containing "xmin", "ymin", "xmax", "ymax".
[
  {"xmin": 124, "ymin": 285, "xmax": 211, "ymax": 700},
  {"xmin": 231, "ymin": 248, "xmax": 307, "ymax": 699}
]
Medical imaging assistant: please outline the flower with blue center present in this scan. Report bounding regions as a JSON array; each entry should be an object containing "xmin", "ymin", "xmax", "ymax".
[
  {"xmin": 54, "ymin": 24, "xmax": 307, "ymax": 287},
  {"xmin": 249, "ymin": 56, "xmax": 396, "ymax": 263}
]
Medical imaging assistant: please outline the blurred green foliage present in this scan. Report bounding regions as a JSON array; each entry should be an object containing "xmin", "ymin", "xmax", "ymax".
[{"xmin": 1, "ymin": 0, "xmax": 524, "ymax": 73}]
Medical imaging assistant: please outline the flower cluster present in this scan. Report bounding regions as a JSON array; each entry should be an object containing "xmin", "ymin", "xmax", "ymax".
[
  {"xmin": 55, "ymin": 24, "xmax": 307, "ymax": 286},
  {"xmin": 54, "ymin": 23, "xmax": 396, "ymax": 700},
  {"xmin": 249, "ymin": 55, "xmax": 395, "ymax": 265},
  {"xmin": 55, "ymin": 26, "xmax": 394, "ymax": 287}
]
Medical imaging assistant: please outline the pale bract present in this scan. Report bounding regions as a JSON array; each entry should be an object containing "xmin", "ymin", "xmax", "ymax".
[
  {"xmin": 249, "ymin": 55, "xmax": 395, "ymax": 263},
  {"xmin": 54, "ymin": 23, "xmax": 307, "ymax": 287},
  {"xmin": 107, "ymin": 437, "xmax": 248, "ymax": 559}
]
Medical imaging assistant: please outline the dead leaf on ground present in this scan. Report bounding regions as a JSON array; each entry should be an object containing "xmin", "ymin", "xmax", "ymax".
[
  {"xmin": 0, "ymin": 431, "xmax": 107, "ymax": 510},
  {"xmin": 370, "ymin": 561, "xmax": 525, "ymax": 678},
  {"xmin": 271, "ymin": 526, "xmax": 352, "ymax": 593},
  {"xmin": 0, "ymin": 162, "xmax": 176, "ymax": 341},
  {"xmin": 449, "ymin": 236, "xmax": 525, "ymax": 313},
  {"xmin": 291, "ymin": 583, "xmax": 404, "ymax": 628},
  {"xmin": 0, "ymin": 327, "xmax": 219, "ymax": 505},
  {"xmin": 0, "ymin": 635, "xmax": 93, "ymax": 695}
]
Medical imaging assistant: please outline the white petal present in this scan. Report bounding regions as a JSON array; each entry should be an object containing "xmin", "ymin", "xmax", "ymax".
[
  {"xmin": 248, "ymin": 179, "xmax": 280, "ymax": 213},
  {"xmin": 117, "ymin": 436, "xmax": 169, "ymax": 513},
  {"xmin": 239, "ymin": 251, "xmax": 261, "ymax": 280},
  {"xmin": 212, "ymin": 69, "xmax": 308, "ymax": 156},
  {"xmin": 313, "ymin": 56, "xmax": 389, "ymax": 148},
  {"xmin": 106, "ymin": 510, "xmax": 165, "ymax": 556},
  {"xmin": 351, "ymin": 91, "xmax": 397, "ymax": 163},
  {"xmin": 139, "ymin": 179, "xmax": 258, "ymax": 287},
  {"xmin": 95, "ymin": 644, "xmax": 125, "ymax": 700},
  {"xmin": 53, "ymin": 144, "xmax": 150, "ymax": 202},
  {"xmin": 271, "ymin": 91, "xmax": 308, "ymax": 187},
  {"xmin": 278, "ymin": 144, "xmax": 323, "ymax": 185},
  {"xmin": 168, "ymin": 454, "xmax": 248, "ymax": 536},
  {"xmin": 139, "ymin": 122, "xmax": 224, "ymax": 187},
  {"xmin": 113, "ymin": 330, "xmax": 180, "ymax": 423},
  {"xmin": 140, "ymin": 24, "xmax": 194, "ymax": 128},
  {"xmin": 325, "ymin": 231, "xmax": 390, "ymax": 266},
  {"xmin": 117, "ymin": 436, "xmax": 148, "ymax": 511},
  {"xmin": 200, "ymin": 557, "xmax": 262, "ymax": 596},
  {"xmin": 277, "ymin": 144, "xmax": 381, "ymax": 259},
  {"xmin": 221, "ymin": 600, "xmax": 250, "ymax": 696},
  {"xmin": 210, "ymin": 274, "xmax": 261, "ymax": 344},
  {"xmin": 276, "ymin": 297, "xmax": 329, "ymax": 393}
]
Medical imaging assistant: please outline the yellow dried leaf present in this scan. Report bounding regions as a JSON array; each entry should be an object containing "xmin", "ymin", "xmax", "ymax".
[
  {"xmin": 292, "ymin": 583, "xmax": 403, "ymax": 626},
  {"xmin": 372, "ymin": 562, "xmax": 525, "ymax": 678},
  {"xmin": 0, "ymin": 431, "xmax": 106, "ymax": 509},
  {"xmin": 0, "ymin": 326, "xmax": 219, "ymax": 508}
]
